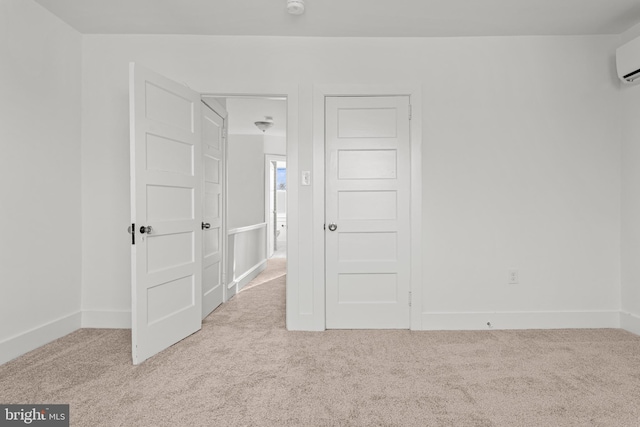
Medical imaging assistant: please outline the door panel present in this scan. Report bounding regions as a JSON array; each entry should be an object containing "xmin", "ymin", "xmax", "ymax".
[
  {"xmin": 146, "ymin": 134, "xmax": 194, "ymax": 175},
  {"xmin": 145, "ymin": 83, "xmax": 194, "ymax": 130},
  {"xmin": 146, "ymin": 231, "xmax": 194, "ymax": 273},
  {"xmin": 338, "ymin": 150, "xmax": 397, "ymax": 179},
  {"xmin": 130, "ymin": 63, "xmax": 203, "ymax": 364},
  {"xmin": 147, "ymin": 275, "xmax": 195, "ymax": 325},
  {"xmin": 338, "ymin": 273, "xmax": 398, "ymax": 303},
  {"xmin": 202, "ymin": 102, "xmax": 226, "ymax": 319},
  {"xmin": 325, "ymin": 96, "xmax": 411, "ymax": 329},
  {"xmin": 146, "ymin": 186, "xmax": 194, "ymax": 221},
  {"xmin": 337, "ymin": 107, "xmax": 398, "ymax": 138},
  {"xmin": 338, "ymin": 191, "xmax": 397, "ymax": 220},
  {"xmin": 338, "ymin": 232, "xmax": 397, "ymax": 261},
  {"xmin": 204, "ymin": 157, "xmax": 220, "ymax": 183},
  {"xmin": 204, "ymin": 228, "xmax": 220, "ymax": 255}
]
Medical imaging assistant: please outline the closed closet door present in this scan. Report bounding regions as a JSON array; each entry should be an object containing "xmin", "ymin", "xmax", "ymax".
[{"xmin": 325, "ymin": 96, "xmax": 411, "ymax": 329}]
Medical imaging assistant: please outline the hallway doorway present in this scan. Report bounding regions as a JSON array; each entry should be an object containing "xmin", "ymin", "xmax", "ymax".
[
  {"xmin": 266, "ymin": 155, "xmax": 287, "ymax": 260},
  {"xmin": 203, "ymin": 95, "xmax": 287, "ymax": 297}
]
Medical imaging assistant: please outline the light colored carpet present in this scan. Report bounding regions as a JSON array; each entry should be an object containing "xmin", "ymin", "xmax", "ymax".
[
  {"xmin": 241, "ymin": 258, "xmax": 286, "ymax": 292},
  {"xmin": 2, "ymin": 268, "xmax": 640, "ymax": 426}
]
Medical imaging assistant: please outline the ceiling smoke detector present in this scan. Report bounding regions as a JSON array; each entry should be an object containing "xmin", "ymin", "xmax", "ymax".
[
  {"xmin": 254, "ymin": 116, "xmax": 274, "ymax": 133},
  {"xmin": 287, "ymin": 0, "xmax": 305, "ymax": 15}
]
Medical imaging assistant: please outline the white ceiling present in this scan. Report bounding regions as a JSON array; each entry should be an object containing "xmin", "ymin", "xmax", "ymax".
[
  {"xmin": 213, "ymin": 97, "xmax": 287, "ymax": 137},
  {"xmin": 33, "ymin": 0, "xmax": 640, "ymax": 37}
]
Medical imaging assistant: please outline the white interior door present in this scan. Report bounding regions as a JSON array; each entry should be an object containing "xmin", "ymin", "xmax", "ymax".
[
  {"xmin": 276, "ymin": 161, "xmax": 287, "ymax": 248},
  {"xmin": 268, "ymin": 159, "xmax": 276, "ymax": 258},
  {"xmin": 202, "ymin": 100, "xmax": 226, "ymax": 319},
  {"xmin": 325, "ymin": 96, "xmax": 411, "ymax": 329},
  {"xmin": 130, "ymin": 63, "xmax": 203, "ymax": 364},
  {"xmin": 265, "ymin": 155, "xmax": 285, "ymax": 258}
]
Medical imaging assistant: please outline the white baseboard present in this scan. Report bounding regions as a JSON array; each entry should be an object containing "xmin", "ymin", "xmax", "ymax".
[
  {"xmin": 0, "ymin": 311, "xmax": 81, "ymax": 365},
  {"xmin": 226, "ymin": 280, "xmax": 238, "ymax": 301},
  {"xmin": 286, "ymin": 313, "xmax": 324, "ymax": 331},
  {"xmin": 419, "ymin": 310, "xmax": 621, "ymax": 331},
  {"xmin": 81, "ymin": 310, "xmax": 131, "ymax": 329},
  {"xmin": 236, "ymin": 260, "xmax": 268, "ymax": 292},
  {"xmin": 620, "ymin": 311, "xmax": 640, "ymax": 336}
]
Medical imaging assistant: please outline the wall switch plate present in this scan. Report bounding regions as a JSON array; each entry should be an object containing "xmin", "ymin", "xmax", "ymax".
[
  {"xmin": 508, "ymin": 269, "xmax": 519, "ymax": 284},
  {"xmin": 301, "ymin": 170, "xmax": 311, "ymax": 186}
]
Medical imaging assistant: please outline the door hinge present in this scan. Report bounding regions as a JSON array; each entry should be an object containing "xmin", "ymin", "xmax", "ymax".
[
  {"xmin": 128, "ymin": 223, "xmax": 135, "ymax": 245},
  {"xmin": 223, "ymin": 128, "xmax": 228, "ymax": 139},
  {"xmin": 408, "ymin": 104, "xmax": 412, "ymax": 121},
  {"xmin": 409, "ymin": 291, "xmax": 412, "ymax": 307},
  {"xmin": 324, "ymin": 223, "xmax": 326, "ymax": 230}
]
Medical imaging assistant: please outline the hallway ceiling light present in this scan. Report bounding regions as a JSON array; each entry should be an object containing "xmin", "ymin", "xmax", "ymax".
[
  {"xmin": 287, "ymin": 0, "xmax": 305, "ymax": 15},
  {"xmin": 254, "ymin": 116, "xmax": 274, "ymax": 133}
]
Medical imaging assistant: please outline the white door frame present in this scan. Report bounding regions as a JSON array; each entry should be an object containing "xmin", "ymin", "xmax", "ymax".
[
  {"xmin": 265, "ymin": 154, "xmax": 286, "ymax": 259},
  {"xmin": 201, "ymin": 86, "xmax": 298, "ymax": 329},
  {"xmin": 312, "ymin": 84, "xmax": 423, "ymax": 331}
]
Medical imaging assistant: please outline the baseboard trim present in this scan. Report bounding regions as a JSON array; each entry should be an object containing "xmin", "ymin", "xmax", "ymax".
[
  {"xmin": 620, "ymin": 311, "xmax": 640, "ymax": 336},
  {"xmin": 81, "ymin": 310, "xmax": 131, "ymax": 329},
  {"xmin": 236, "ymin": 260, "xmax": 268, "ymax": 292},
  {"xmin": 286, "ymin": 313, "xmax": 324, "ymax": 331},
  {"xmin": 420, "ymin": 310, "xmax": 621, "ymax": 331},
  {"xmin": 0, "ymin": 311, "xmax": 81, "ymax": 365}
]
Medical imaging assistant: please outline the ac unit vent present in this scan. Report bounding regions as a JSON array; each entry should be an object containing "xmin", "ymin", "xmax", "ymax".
[{"xmin": 617, "ymin": 36, "xmax": 640, "ymax": 85}]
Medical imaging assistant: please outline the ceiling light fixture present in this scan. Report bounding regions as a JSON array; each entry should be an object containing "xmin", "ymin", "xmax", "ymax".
[
  {"xmin": 254, "ymin": 116, "xmax": 274, "ymax": 133},
  {"xmin": 287, "ymin": 0, "xmax": 305, "ymax": 15}
]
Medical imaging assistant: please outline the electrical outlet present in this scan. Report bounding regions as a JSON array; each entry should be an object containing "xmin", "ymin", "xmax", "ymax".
[{"xmin": 508, "ymin": 269, "xmax": 519, "ymax": 284}]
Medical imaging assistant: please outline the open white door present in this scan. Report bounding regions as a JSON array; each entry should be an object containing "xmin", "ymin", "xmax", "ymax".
[
  {"xmin": 265, "ymin": 154, "xmax": 285, "ymax": 258},
  {"xmin": 130, "ymin": 63, "xmax": 203, "ymax": 364},
  {"xmin": 267, "ymin": 159, "xmax": 276, "ymax": 258},
  {"xmin": 202, "ymin": 100, "xmax": 227, "ymax": 319},
  {"xmin": 325, "ymin": 96, "xmax": 411, "ymax": 329}
]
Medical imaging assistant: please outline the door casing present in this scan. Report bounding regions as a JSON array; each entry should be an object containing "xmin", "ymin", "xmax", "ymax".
[
  {"xmin": 312, "ymin": 85, "xmax": 423, "ymax": 331},
  {"xmin": 201, "ymin": 88, "xmax": 298, "ymax": 330}
]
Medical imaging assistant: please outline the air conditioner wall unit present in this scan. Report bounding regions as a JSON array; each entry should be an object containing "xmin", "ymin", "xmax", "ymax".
[{"xmin": 617, "ymin": 35, "xmax": 640, "ymax": 84}]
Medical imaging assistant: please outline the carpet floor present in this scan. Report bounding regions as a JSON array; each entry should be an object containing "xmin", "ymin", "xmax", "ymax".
[
  {"xmin": 240, "ymin": 258, "xmax": 286, "ymax": 292},
  {"xmin": 2, "ymin": 265, "xmax": 640, "ymax": 426}
]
